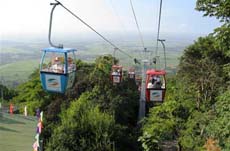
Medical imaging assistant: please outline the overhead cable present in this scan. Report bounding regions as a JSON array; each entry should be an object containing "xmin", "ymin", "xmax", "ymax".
[
  {"xmin": 155, "ymin": 0, "xmax": 163, "ymax": 57},
  {"xmin": 129, "ymin": 0, "xmax": 145, "ymax": 50},
  {"xmin": 54, "ymin": 0, "xmax": 133, "ymax": 59},
  {"xmin": 109, "ymin": 0, "xmax": 127, "ymax": 41}
]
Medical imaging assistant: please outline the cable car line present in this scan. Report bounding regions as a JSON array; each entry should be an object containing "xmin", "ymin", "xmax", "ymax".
[
  {"xmin": 129, "ymin": 0, "xmax": 146, "ymax": 50},
  {"xmin": 137, "ymin": 0, "xmax": 167, "ymax": 120},
  {"xmin": 109, "ymin": 0, "xmax": 127, "ymax": 42},
  {"xmin": 154, "ymin": 0, "xmax": 163, "ymax": 59},
  {"xmin": 53, "ymin": 0, "xmax": 133, "ymax": 59}
]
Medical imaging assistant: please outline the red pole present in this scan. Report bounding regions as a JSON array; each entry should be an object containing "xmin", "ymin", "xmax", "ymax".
[{"xmin": 9, "ymin": 103, "xmax": 13, "ymax": 115}]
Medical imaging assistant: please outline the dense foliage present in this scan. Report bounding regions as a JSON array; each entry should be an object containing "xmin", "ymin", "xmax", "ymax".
[
  {"xmin": 196, "ymin": 0, "xmax": 230, "ymax": 22},
  {"xmin": 0, "ymin": 84, "xmax": 17, "ymax": 104},
  {"xmin": 11, "ymin": 55, "xmax": 140, "ymax": 151},
  {"xmin": 46, "ymin": 93, "xmax": 115, "ymax": 151},
  {"xmin": 139, "ymin": 36, "xmax": 229, "ymax": 151},
  {"xmin": 139, "ymin": 0, "xmax": 230, "ymax": 150}
]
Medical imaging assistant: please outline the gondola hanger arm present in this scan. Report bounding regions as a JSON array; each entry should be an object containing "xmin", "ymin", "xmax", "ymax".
[{"xmin": 48, "ymin": 1, "xmax": 63, "ymax": 48}]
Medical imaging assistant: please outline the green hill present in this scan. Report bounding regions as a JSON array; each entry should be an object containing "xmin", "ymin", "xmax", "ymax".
[{"xmin": 0, "ymin": 60, "xmax": 39, "ymax": 87}]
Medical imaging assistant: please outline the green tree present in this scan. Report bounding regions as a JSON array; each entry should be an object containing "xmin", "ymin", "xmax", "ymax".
[
  {"xmin": 178, "ymin": 36, "xmax": 224, "ymax": 110},
  {"xmin": 196, "ymin": 0, "xmax": 230, "ymax": 81},
  {"xmin": 66, "ymin": 59, "xmax": 95, "ymax": 99},
  {"xmin": 206, "ymin": 90, "xmax": 230, "ymax": 150},
  {"xmin": 80, "ymin": 79, "xmax": 140, "ymax": 150},
  {"xmin": 196, "ymin": 0, "xmax": 230, "ymax": 22},
  {"xmin": 12, "ymin": 70, "xmax": 50, "ymax": 115},
  {"xmin": 139, "ymin": 78, "xmax": 195, "ymax": 151},
  {"xmin": 139, "ymin": 101, "xmax": 179, "ymax": 151},
  {"xmin": 213, "ymin": 24, "xmax": 230, "ymax": 55},
  {"xmin": 0, "ymin": 84, "xmax": 17, "ymax": 103},
  {"xmin": 179, "ymin": 110, "xmax": 214, "ymax": 151},
  {"xmin": 89, "ymin": 55, "xmax": 114, "ymax": 86},
  {"xmin": 46, "ymin": 92, "xmax": 115, "ymax": 151},
  {"xmin": 158, "ymin": 1, "xmax": 230, "ymax": 150}
]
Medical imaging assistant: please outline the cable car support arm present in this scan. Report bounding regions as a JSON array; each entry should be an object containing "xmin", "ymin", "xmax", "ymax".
[
  {"xmin": 158, "ymin": 39, "xmax": 166, "ymax": 70},
  {"xmin": 155, "ymin": 0, "xmax": 163, "ymax": 57},
  {"xmin": 129, "ymin": 0, "xmax": 145, "ymax": 50},
  {"xmin": 49, "ymin": 1, "xmax": 63, "ymax": 48}
]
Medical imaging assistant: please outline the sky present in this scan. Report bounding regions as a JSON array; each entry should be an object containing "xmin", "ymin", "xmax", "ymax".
[{"xmin": 0, "ymin": 0, "xmax": 221, "ymax": 40}]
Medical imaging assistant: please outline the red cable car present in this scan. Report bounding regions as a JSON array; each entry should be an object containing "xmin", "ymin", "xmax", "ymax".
[
  {"xmin": 111, "ymin": 65, "xmax": 123, "ymax": 84},
  {"xmin": 145, "ymin": 69, "xmax": 166, "ymax": 102}
]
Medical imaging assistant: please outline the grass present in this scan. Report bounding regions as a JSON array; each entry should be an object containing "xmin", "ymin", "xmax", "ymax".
[{"xmin": 0, "ymin": 113, "xmax": 37, "ymax": 151}]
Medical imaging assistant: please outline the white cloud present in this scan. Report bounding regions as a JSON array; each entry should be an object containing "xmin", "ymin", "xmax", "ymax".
[{"xmin": 0, "ymin": 0, "xmax": 121, "ymax": 36}]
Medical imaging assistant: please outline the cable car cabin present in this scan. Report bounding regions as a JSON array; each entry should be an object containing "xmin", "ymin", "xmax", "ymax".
[
  {"xmin": 111, "ymin": 65, "xmax": 122, "ymax": 84},
  {"xmin": 128, "ymin": 68, "xmax": 135, "ymax": 79},
  {"xmin": 40, "ymin": 47, "xmax": 77, "ymax": 93},
  {"xmin": 145, "ymin": 69, "xmax": 166, "ymax": 102}
]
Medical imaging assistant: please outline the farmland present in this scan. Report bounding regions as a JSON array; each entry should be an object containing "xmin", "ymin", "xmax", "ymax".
[{"xmin": 0, "ymin": 35, "xmax": 192, "ymax": 87}]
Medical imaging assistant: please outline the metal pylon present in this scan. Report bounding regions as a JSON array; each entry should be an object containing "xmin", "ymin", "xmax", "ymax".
[{"xmin": 138, "ymin": 60, "xmax": 149, "ymax": 121}]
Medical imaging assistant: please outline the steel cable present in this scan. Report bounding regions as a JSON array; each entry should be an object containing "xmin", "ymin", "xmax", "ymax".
[{"xmin": 54, "ymin": 0, "xmax": 133, "ymax": 59}]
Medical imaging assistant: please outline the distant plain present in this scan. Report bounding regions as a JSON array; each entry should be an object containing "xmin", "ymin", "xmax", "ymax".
[{"xmin": 0, "ymin": 34, "xmax": 195, "ymax": 87}]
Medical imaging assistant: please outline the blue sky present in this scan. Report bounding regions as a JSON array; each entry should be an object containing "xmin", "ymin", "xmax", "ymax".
[{"xmin": 0, "ymin": 0, "xmax": 221, "ymax": 39}]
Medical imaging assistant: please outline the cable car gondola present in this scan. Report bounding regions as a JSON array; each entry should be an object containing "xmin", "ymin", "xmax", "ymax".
[
  {"xmin": 40, "ymin": 1, "xmax": 77, "ymax": 93},
  {"xmin": 145, "ymin": 69, "xmax": 166, "ymax": 102},
  {"xmin": 110, "ymin": 48, "xmax": 123, "ymax": 84},
  {"xmin": 111, "ymin": 65, "xmax": 123, "ymax": 84},
  {"xmin": 40, "ymin": 48, "xmax": 76, "ymax": 93},
  {"xmin": 128, "ymin": 67, "xmax": 135, "ymax": 79}
]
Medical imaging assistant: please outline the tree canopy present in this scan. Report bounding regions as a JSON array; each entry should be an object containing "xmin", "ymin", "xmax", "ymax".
[
  {"xmin": 196, "ymin": 0, "xmax": 230, "ymax": 22},
  {"xmin": 139, "ymin": 1, "xmax": 230, "ymax": 150},
  {"xmin": 46, "ymin": 93, "xmax": 115, "ymax": 151}
]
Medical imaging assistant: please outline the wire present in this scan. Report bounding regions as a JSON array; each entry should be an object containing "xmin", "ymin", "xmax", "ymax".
[
  {"xmin": 155, "ymin": 0, "xmax": 163, "ymax": 57},
  {"xmin": 54, "ymin": 0, "xmax": 133, "ymax": 59},
  {"xmin": 108, "ymin": 0, "xmax": 126, "ymax": 42},
  {"xmin": 129, "ymin": 0, "xmax": 145, "ymax": 50}
]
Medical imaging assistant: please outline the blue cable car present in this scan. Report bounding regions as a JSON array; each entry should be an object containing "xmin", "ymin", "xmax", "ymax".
[
  {"xmin": 40, "ymin": 2, "xmax": 78, "ymax": 93},
  {"xmin": 40, "ymin": 47, "xmax": 77, "ymax": 93}
]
